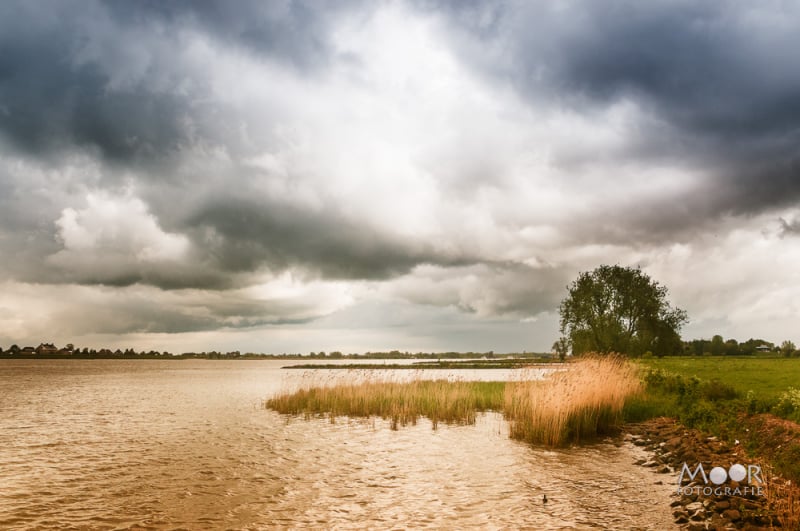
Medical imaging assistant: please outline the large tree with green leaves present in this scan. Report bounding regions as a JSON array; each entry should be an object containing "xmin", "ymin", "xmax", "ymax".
[{"xmin": 558, "ymin": 265, "xmax": 687, "ymax": 357}]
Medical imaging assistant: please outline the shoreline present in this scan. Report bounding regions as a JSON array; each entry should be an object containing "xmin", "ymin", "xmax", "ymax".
[{"xmin": 627, "ymin": 417, "xmax": 798, "ymax": 529}]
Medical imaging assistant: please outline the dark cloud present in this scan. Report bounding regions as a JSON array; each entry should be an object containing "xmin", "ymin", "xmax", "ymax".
[
  {"xmin": 438, "ymin": 0, "xmax": 800, "ymax": 232},
  {"xmin": 0, "ymin": 2, "xmax": 187, "ymax": 162},
  {"xmin": 0, "ymin": 0, "xmax": 363, "ymax": 164},
  {"xmin": 779, "ymin": 216, "xmax": 800, "ymax": 238},
  {"xmin": 44, "ymin": 289, "xmax": 320, "ymax": 335},
  {"xmin": 102, "ymin": 0, "xmax": 358, "ymax": 70},
  {"xmin": 377, "ymin": 261, "xmax": 569, "ymax": 320},
  {"xmin": 185, "ymin": 197, "xmax": 474, "ymax": 281}
]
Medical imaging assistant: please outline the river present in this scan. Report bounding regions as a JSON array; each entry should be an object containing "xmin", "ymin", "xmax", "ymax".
[{"xmin": 0, "ymin": 359, "xmax": 676, "ymax": 529}]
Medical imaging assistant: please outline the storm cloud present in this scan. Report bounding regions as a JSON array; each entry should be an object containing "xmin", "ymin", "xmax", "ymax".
[{"xmin": 1, "ymin": 0, "xmax": 799, "ymax": 351}]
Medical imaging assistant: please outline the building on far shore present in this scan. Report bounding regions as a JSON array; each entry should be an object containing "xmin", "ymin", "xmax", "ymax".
[{"xmin": 35, "ymin": 343, "xmax": 59, "ymax": 355}]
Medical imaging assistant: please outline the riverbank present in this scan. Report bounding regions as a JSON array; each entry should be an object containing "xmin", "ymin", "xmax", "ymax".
[
  {"xmin": 627, "ymin": 416, "xmax": 799, "ymax": 529},
  {"xmin": 282, "ymin": 358, "xmax": 559, "ymax": 369}
]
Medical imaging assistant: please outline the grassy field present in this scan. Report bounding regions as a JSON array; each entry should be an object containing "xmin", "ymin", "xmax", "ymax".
[{"xmin": 636, "ymin": 356, "xmax": 800, "ymax": 401}]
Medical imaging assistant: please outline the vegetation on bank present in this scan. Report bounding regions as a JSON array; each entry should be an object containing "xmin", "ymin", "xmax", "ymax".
[
  {"xmin": 284, "ymin": 358, "xmax": 558, "ymax": 369},
  {"xmin": 268, "ymin": 356, "xmax": 640, "ymax": 445},
  {"xmin": 267, "ymin": 377, "xmax": 504, "ymax": 430},
  {"xmin": 505, "ymin": 356, "xmax": 640, "ymax": 445},
  {"xmin": 626, "ymin": 356, "xmax": 800, "ymax": 482}
]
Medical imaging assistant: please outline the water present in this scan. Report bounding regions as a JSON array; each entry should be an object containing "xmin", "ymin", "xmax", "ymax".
[{"xmin": 0, "ymin": 360, "xmax": 676, "ymax": 529}]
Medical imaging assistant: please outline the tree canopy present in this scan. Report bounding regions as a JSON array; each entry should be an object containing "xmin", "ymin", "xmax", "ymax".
[{"xmin": 558, "ymin": 265, "xmax": 687, "ymax": 357}]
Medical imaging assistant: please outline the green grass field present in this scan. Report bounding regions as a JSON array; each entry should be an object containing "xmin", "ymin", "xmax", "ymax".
[{"xmin": 636, "ymin": 356, "xmax": 800, "ymax": 401}]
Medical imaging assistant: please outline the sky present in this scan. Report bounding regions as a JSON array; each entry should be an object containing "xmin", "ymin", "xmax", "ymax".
[{"xmin": 1, "ymin": 0, "xmax": 800, "ymax": 354}]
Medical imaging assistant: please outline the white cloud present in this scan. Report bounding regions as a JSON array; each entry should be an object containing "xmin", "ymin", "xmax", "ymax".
[{"xmin": 53, "ymin": 190, "xmax": 189, "ymax": 263}]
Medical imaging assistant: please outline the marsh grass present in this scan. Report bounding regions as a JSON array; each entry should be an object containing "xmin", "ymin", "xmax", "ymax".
[
  {"xmin": 267, "ymin": 371, "xmax": 504, "ymax": 430},
  {"xmin": 267, "ymin": 357, "xmax": 640, "ymax": 445},
  {"xmin": 504, "ymin": 355, "xmax": 641, "ymax": 446}
]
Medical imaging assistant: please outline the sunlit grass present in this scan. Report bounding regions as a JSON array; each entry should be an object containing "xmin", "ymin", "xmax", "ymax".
[
  {"xmin": 635, "ymin": 356, "xmax": 800, "ymax": 401},
  {"xmin": 505, "ymin": 355, "xmax": 641, "ymax": 445}
]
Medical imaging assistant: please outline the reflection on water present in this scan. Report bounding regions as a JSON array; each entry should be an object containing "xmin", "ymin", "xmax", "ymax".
[{"xmin": 0, "ymin": 360, "xmax": 675, "ymax": 529}]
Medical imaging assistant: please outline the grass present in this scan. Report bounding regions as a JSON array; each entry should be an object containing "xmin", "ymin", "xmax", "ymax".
[
  {"xmin": 505, "ymin": 356, "xmax": 640, "ymax": 446},
  {"xmin": 267, "ymin": 356, "xmax": 641, "ymax": 445},
  {"xmin": 267, "ymin": 374, "xmax": 504, "ymax": 430},
  {"xmin": 636, "ymin": 356, "xmax": 800, "ymax": 402}
]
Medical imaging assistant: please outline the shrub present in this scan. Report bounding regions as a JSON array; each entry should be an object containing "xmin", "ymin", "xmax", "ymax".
[
  {"xmin": 776, "ymin": 388, "xmax": 800, "ymax": 420},
  {"xmin": 700, "ymin": 379, "xmax": 739, "ymax": 401}
]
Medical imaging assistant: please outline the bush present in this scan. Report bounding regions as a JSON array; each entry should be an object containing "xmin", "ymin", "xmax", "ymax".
[
  {"xmin": 776, "ymin": 388, "xmax": 800, "ymax": 421},
  {"xmin": 700, "ymin": 379, "xmax": 739, "ymax": 401},
  {"xmin": 681, "ymin": 400, "xmax": 719, "ymax": 429}
]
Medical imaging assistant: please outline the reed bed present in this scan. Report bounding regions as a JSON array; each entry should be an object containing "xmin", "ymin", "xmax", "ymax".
[
  {"xmin": 267, "ymin": 357, "xmax": 640, "ymax": 444},
  {"xmin": 267, "ymin": 371, "xmax": 504, "ymax": 430},
  {"xmin": 504, "ymin": 355, "xmax": 641, "ymax": 446}
]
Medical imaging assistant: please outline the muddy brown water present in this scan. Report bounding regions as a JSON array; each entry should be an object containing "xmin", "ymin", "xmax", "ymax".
[{"xmin": 0, "ymin": 360, "xmax": 676, "ymax": 529}]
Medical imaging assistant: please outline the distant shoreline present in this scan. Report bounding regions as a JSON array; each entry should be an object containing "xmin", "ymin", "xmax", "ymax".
[{"xmin": 283, "ymin": 359, "xmax": 560, "ymax": 369}]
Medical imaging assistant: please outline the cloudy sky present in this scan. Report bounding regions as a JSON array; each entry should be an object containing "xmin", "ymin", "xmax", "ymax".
[{"xmin": 2, "ymin": 0, "xmax": 800, "ymax": 353}]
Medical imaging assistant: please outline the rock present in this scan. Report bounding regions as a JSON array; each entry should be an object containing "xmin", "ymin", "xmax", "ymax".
[
  {"xmin": 685, "ymin": 501, "xmax": 703, "ymax": 512},
  {"xmin": 634, "ymin": 458, "xmax": 646, "ymax": 465},
  {"xmin": 722, "ymin": 509, "xmax": 741, "ymax": 521},
  {"xmin": 742, "ymin": 500, "xmax": 758, "ymax": 510},
  {"xmin": 690, "ymin": 509, "xmax": 706, "ymax": 521},
  {"xmin": 657, "ymin": 465, "xmax": 671, "ymax": 474},
  {"xmin": 714, "ymin": 500, "xmax": 730, "ymax": 511},
  {"xmin": 666, "ymin": 436, "xmax": 683, "ymax": 450},
  {"xmin": 687, "ymin": 523, "xmax": 706, "ymax": 531},
  {"xmin": 674, "ymin": 514, "xmax": 689, "ymax": 524}
]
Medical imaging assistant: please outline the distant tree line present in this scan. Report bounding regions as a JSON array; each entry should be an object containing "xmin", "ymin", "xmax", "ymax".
[
  {"xmin": 681, "ymin": 336, "xmax": 799, "ymax": 357},
  {"xmin": 0, "ymin": 344, "xmax": 549, "ymax": 360}
]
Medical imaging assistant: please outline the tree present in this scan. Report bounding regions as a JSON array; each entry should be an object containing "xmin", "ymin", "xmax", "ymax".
[
  {"xmin": 781, "ymin": 340, "xmax": 797, "ymax": 357},
  {"xmin": 558, "ymin": 265, "xmax": 687, "ymax": 357},
  {"xmin": 709, "ymin": 335, "xmax": 725, "ymax": 356},
  {"xmin": 552, "ymin": 337, "xmax": 569, "ymax": 361}
]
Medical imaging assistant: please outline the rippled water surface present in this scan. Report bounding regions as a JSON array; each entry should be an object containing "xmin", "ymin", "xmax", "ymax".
[{"xmin": 0, "ymin": 360, "xmax": 676, "ymax": 529}]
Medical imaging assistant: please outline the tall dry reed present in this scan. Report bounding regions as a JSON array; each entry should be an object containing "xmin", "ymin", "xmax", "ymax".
[
  {"xmin": 504, "ymin": 355, "xmax": 640, "ymax": 446},
  {"xmin": 762, "ymin": 465, "xmax": 800, "ymax": 529}
]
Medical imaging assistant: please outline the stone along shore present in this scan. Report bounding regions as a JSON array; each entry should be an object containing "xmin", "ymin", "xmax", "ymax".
[{"xmin": 626, "ymin": 417, "xmax": 791, "ymax": 530}]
